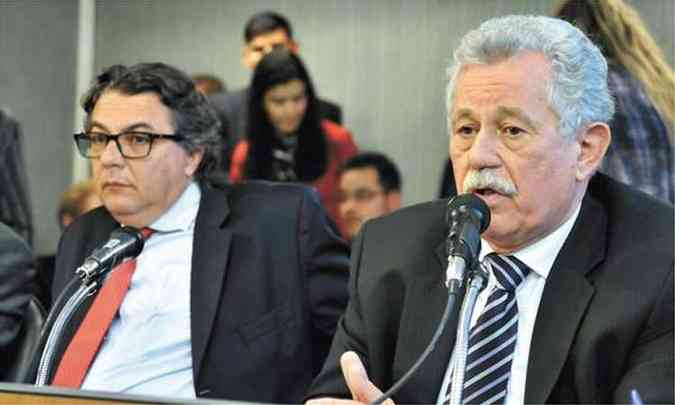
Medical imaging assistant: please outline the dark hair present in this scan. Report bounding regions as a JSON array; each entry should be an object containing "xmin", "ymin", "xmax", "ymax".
[
  {"xmin": 244, "ymin": 11, "xmax": 293, "ymax": 42},
  {"xmin": 340, "ymin": 152, "xmax": 402, "ymax": 193},
  {"xmin": 246, "ymin": 49, "xmax": 327, "ymax": 181},
  {"xmin": 81, "ymin": 63, "xmax": 222, "ymax": 183}
]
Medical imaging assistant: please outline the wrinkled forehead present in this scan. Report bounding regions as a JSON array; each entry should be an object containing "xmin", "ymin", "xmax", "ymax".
[{"xmin": 448, "ymin": 52, "xmax": 555, "ymax": 118}]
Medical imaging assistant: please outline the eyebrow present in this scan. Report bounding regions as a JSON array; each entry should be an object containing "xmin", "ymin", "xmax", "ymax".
[
  {"xmin": 88, "ymin": 121, "xmax": 156, "ymax": 133},
  {"xmin": 451, "ymin": 109, "xmax": 479, "ymax": 127},
  {"xmin": 495, "ymin": 106, "xmax": 540, "ymax": 131}
]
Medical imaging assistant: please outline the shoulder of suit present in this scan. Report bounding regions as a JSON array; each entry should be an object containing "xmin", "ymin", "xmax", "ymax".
[
  {"xmin": 227, "ymin": 180, "xmax": 315, "ymax": 203},
  {"xmin": 366, "ymin": 198, "xmax": 447, "ymax": 233},
  {"xmin": 66, "ymin": 206, "xmax": 117, "ymax": 235},
  {"xmin": 587, "ymin": 173, "xmax": 674, "ymax": 256}
]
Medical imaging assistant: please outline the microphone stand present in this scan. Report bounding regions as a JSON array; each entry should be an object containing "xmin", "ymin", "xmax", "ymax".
[
  {"xmin": 450, "ymin": 270, "xmax": 488, "ymax": 404},
  {"xmin": 34, "ymin": 264, "xmax": 110, "ymax": 386},
  {"xmin": 438, "ymin": 266, "xmax": 488, "ymax": 405}
]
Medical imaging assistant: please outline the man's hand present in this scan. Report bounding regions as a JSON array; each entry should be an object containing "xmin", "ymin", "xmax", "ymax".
[{"xmin": 306, "ymin": 351, "xmax": 395, "ymax": 405}]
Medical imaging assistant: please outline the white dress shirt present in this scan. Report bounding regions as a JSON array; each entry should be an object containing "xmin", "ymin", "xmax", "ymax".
[
  {"xmin": 81, "ymin": 182, "xmax": 201, "ymax": 398},
  {"xmin": 467, "ymin": 203, "xmax": 582, "ymax": 405}
]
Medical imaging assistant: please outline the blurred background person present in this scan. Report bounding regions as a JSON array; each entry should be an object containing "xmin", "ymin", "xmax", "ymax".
[
  {"xmin": 0, "ymin": 221, "xmax": 35, "ymax": 382},
  {"xmin": 554, "ymin": 0, "xmax": 674, "ymax": 203},
  {"xmin": 0, "ymin": 109, "xmax": 33, "ymax": 246},
  {"xmin": 192, "ymin": 73, "xmax": 226, "ymax": 96},
  {"xmin": 229, "ymin": 49, "xmax": 357, "ymax": 237},
  {"xmin": 210, "ymin": 11, "xmax": 342, "ymax": 173},
  {"xmin": 37, "ymin": 179, "xmax": 102, "ymax": 309},
  {"xmin": 57, "ymin": 178, "xmax": 102, "ymax": 230},
  {"xmin": 338, "ymin": 152, "xmax": 401, "ymax": 242}
]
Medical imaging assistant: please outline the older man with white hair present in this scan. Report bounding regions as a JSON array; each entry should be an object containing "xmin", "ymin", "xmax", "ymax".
[{"xmin": 306, "ymin": 15, "xmax": 673, "ymax": 405}]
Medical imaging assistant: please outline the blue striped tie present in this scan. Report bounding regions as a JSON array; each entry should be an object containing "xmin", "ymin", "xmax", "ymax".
[{"xmin": 461, "ymin": 253, "xmax": 530, "ymax": 404}]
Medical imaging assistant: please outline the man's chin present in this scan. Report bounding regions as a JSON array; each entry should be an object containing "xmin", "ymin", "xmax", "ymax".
[{"xmin": 102, "ymin": 202, "xmax": 143, "ymax": 224}]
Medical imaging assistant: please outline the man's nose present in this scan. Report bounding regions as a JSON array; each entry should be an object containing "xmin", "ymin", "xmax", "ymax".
[
  {"xmin": 99, "ymin": 139, "xmax": 124, "ymax": 165},
  {"xmin": 467, "ymin": 129, "xmax": 500, "ymax": 169},
  {"xmin": 340, "ymin": 197, "xmax": 357, "ymax": 215}
]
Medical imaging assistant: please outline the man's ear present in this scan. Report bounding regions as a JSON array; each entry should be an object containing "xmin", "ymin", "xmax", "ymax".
[
  {"xmin": 241, "ymin": 45, "xmax": 256, "ymax": 70},
  {"xmin": 185, "ymin": 147, "xmax": 205, "ymax": 177},
  {"xmin": 386, "ymin": 191, "xmax": 402, "ymax": 211},
  {"xmin": 575, "ymin": 122, "xmax": 611, "ymax": 182},
  {"xmin": 288, "ymin": 40, "xmax": 300, "ymax": 54}
]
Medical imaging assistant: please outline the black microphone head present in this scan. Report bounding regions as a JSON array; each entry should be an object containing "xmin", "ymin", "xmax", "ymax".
[
  {"xmin": 108, "ymin": 226, "xmax": 145, "ymax": 258},
  {"xmin": 446, "ymin": 193, "xmax": 491, "ymax": 233}
]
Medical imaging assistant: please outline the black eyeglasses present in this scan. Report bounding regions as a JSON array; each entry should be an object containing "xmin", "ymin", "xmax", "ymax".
[{"xmin": 73, "ymin": 131, "xmax": 185, "ymax": 159}]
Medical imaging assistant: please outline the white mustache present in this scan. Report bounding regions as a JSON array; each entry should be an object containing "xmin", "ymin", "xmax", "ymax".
[{"xmin": 463, "ymin": 169, "xmax": 517, "ymax": 196}]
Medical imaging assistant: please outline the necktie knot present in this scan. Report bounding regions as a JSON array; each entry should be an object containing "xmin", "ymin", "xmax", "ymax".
[
  {"xmin": 483, "ymin": 253, "xmax": 530, "ymax": 292},
  {"xmin": 141, "ymin": 227, "xmax": 154, "ymax": 239}
]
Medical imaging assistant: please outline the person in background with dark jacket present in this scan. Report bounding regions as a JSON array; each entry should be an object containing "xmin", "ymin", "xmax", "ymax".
[
  {"xmin": 0, "ymin": 221, "xmax": 35, "ymax": 381},
  {"xmin": 0, "ymin": 110, "xmax": 33, "ymax": 245}
]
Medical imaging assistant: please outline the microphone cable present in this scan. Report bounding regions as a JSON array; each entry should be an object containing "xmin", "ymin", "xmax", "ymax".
[{"xmin": 370, "ymin": 291, "xmax": 458, "ymax": 405}]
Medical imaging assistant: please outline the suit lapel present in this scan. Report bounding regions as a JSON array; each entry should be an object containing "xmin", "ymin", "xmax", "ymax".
[
  {"xmin": 190, "ymin": 185, "xmax": 233, "ymax": 381},
  {"xmin": 393, "ymin": 240, "xmax": 461, "ymax": 402},
  {"xmin": 525, "ymin": 194, "xmax": 606, "ymax": 403}
]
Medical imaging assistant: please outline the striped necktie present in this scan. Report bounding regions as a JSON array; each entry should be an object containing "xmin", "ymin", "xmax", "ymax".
[{"xmin": 462, "ymin": 253, "xmax": 530, "ymax": 404}]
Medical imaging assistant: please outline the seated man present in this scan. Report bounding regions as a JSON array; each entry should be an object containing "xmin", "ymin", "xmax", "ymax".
[
  {"xmin": 337, "ymin": 152, "xmax": 402, "ymax": 241},
  {"xmin": 307, "ymin": 15, "xmax": 673, "ymax": 404},
  {"xmin": 29, "ymin": 62, "xmax": 349, "ymax": 403},
  {"xmin": 0, "ymin": 222, "xmax": 34, "ymax": 381}
]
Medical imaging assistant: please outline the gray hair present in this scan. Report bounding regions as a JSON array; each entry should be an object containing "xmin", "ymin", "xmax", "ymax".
[{"xmin": 446, "ymin": 15, "xmax": 614, "ymax": 139}]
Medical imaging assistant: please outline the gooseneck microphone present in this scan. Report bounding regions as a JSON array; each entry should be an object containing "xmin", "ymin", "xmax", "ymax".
[
  {"xmin": 75, "ymin": 226, "xmax": 145, "ymax": 282},
  {"xmin": 370, "ymin": 194, "xmax": 491, "ymax": 405},
  {"xmin": 36, "ymin": 226, "xmax": 147, "ymax": 385},
  {"xmin": 444, "ymin": 194, "xmax": 491, "ymax": 293}
]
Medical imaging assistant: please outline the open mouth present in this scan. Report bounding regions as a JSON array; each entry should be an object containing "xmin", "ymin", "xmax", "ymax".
[{"xmin": 474, "ymin": 188, "xmax": 500, "ymax": 196}]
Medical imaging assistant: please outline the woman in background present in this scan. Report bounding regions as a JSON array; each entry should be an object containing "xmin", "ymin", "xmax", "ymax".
[
  {"xmin": 230, "ymin": 49, "xmax": 357, "ymax": 236},
  {"xmin": 554, "ymin": 0, "xmax": 674, "ymax": 203}
]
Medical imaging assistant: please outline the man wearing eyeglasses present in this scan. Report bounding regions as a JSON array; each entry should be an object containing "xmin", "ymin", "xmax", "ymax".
[
  {"xmin": 337, "ymin": 152, "xmax": 402, "ymax": 242},
  {"xmin": 30, "ymin": 63, "xmax": 349, "ymax": 402}
]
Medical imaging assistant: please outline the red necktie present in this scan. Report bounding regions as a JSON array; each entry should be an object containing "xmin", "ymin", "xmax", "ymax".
[{"xmin": 51, "ymin": 228, "xmax": 153, "ymax": 388}]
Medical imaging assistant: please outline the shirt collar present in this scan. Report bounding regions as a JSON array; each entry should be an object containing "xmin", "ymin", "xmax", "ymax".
[
  {"xmin": 148, "ymin": 182, "xmax": 201, "ymax": 233},
  {"xmin": 479, "ymin": 203, "xmax": 582, "ymax": 280}
]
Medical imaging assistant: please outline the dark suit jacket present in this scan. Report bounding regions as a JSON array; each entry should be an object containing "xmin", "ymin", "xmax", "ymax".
[
  {"xmin": 0, "ymin": 222, "xmax": 34, "ymax": 380},
  {"xmin": 308, "ymin": 173, "xmax": 674, "ymax": 403},
  {"xmin": 209, "ymin": 87, "xmax": 342, "ymax": 172},
  {"xmin": 31, "ymin": 181, "xmax": 350, "ymax": 402},
  {"xmin": 0, "ymin": 110, "xmax": 33, "ymax": 245}
]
